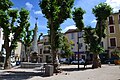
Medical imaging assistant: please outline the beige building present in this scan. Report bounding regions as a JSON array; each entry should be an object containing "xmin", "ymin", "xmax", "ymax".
[
  {"xmin": 64, "ymin": 11, "xmax": 120, "ymax": 60},
  {"xmin": 65, "ymin": 29, "xmax": 87, "ymax": 60},
  {"xmin": 106, "ymin": 11, "xmax": 120, "ymax": 58},
  {"xmin": 14, "ymin": 41, "xmax": 24, "ymax": 61},
  {"xmin": 38, "ymin": 35, "xmax": 52, "ymax": 63}
]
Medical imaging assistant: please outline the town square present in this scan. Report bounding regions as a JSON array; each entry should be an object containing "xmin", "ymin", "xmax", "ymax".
[{"xmin": 0, "ymin": 0, "xmax": 120, "ymax": 80}]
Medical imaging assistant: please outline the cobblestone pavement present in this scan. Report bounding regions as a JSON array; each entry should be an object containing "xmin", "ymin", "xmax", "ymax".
[{"xmin": 0, "ymin": 64, "xmax": 120, "ymax": 80}]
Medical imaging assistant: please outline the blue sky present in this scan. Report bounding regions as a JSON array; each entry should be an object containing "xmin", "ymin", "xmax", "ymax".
[{"xmin": 11, "ymin": 0, "xmax": 120, "ymax": 35}]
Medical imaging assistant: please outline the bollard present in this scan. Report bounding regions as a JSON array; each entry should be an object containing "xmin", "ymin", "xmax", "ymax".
[{"xmin": 45, "ymin": 65, "xmax": 54, "ymax": 76}]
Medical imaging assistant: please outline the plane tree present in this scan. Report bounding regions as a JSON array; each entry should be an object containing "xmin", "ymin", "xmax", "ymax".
[
  {"xmin": 0, "ymin": 0, "xmax": 30, "ymax": 69},
  {"xmin": 39, "ymin": 0, "xmax": 74, "ymax": 73},
  {"xmin": 91, "ymin": 3, "xmax": 112, "ymax": 68}
]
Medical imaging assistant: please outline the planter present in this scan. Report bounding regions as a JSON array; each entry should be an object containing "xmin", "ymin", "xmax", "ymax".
[{"xmin": 114, "ymin": 60, "xmax": 120, "ymax": 65}]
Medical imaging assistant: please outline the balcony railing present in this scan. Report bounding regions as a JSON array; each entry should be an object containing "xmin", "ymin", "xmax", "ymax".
[{"xmin": 108, "ymin": 20, "xmax": 114, "ymax": 25}]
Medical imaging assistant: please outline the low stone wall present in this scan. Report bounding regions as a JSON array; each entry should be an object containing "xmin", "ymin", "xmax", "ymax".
[{"xmin": 20, "ymin": 62, "xmax": 46, "ymax": 68}]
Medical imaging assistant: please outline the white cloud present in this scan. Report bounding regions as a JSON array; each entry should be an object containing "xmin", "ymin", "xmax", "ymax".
[
  {"xmin": 34, "ymin": 10, "xmax": 42, "ymax": 15},
  {"xmin": 25, "ymin": 2, "xmax": 33, "ymax": 10},
  {"xmin": 62, "ymin": 25, "xmax": 77, "ymax": 33},
  {"xmin": 91, "ymin": 19, "xmax": 97, "ymax": 23},
  {"xmin": 105, "ymin": 0, "xmax": 120, "ymax": 12}
]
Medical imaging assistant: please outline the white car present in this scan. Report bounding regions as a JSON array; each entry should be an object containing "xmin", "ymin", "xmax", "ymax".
[
  {"xmin": 11, "ymin": 61, "xmax": 16, "ymax": 67},
  {"xmin": 71, "ymin": 59, "xmax": 85, "ymax": 64},
  {"xmin": 59, "ymin": 58, "xmax": 69, "ymax": 64}
]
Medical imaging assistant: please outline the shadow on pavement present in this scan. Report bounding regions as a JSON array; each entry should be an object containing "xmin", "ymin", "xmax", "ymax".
[
  {"xmin": 61, "ymin": 66, "xmax": 93, "ymax": 72},
  {"xmin": 0, "ymin": 71, "xmax": 44, "ymax": 80}
]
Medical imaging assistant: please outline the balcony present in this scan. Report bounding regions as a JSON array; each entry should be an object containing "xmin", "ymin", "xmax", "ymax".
[{"xmin": 108, "ymin": 21, "xmax": 114, "ymax": 25}]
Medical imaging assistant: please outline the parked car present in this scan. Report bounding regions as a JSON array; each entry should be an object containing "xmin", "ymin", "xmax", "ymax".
[
  {"xmin": 59, "ymin": 58, "xmax": 67, "ymax": 63},
  {"xmin": 105, "ymin": 58, "xmax": 118, "ymax": 64},
  {"xmin": 71, "ymin": 59, "xmax": 85, "ymax": 64},
  {"xmin": 59, "ymin": 58, "xmax": 70, "ymax": 64}
]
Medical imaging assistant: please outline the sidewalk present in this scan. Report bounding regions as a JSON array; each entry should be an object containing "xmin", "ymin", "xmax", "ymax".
[{"xmin": 0, "ymin": 64, "xmax": 120, "ymax": 80}]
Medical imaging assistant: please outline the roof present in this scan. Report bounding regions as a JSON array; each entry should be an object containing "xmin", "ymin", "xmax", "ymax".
[
  {"xmin": 64, "ymin": 29, "xmax": 79, "ymax": 34},
  {"xmin": 111, "ymin": 10, "xmax": 120, "ymax": 15}
]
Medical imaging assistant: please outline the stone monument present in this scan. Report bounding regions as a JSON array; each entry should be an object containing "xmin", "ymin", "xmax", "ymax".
[{"xmin": 30, "ymin": 18, "xmax": 38, "ymax": 63}]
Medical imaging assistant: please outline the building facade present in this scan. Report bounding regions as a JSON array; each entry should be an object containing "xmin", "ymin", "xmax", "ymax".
[
  {"xmin": 37, "ymin": 35, "xmax": 52, "ymax": 63},
  {"xmin": 64, "ymin": 11, "xmax": 120, "ymax": 61},
  {"xmin": 106, "ymin": 11, "xmax": 120, "ymax": 58},
  {"xmin": 65, "ymin": 29, "xmax": 87, "ymax": 60}
]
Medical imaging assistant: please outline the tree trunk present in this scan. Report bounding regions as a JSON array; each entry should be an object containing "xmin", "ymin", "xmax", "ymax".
[
  {"xmin": 49, "ymin": 4, "xmax": 60, "ymax": 72},
  {"xmin": 24, "ymin": 45, "xmax": 28, "ymax": 62},
  {"xmin": 4, "ymin": 48, "xmax": 11, "ymax": 69},
  {"xmin": 92, "ymin": 53, "xmax": 101, "ymax": 68},
  {"xmin": 51, "ymin": 29, "xmax": 59, "ymax": 73},
  {"xmin": 3, "ymin": 35, "xmax": 12, "ymax": 69},
  {"xmin": 4, "ymin": 52, "xmax": 11, "ymax": 69},
  {"xmin": 50, "ymin": 22, "xmax": 60, "ymax": 73}
]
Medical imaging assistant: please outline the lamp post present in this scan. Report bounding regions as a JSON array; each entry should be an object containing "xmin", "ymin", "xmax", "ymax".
[{"xmin": 77, "ymin": 31, "xmax": 80, "ymax": 70}]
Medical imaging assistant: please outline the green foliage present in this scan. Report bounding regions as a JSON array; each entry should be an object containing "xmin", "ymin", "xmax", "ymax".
[
  {"xmin": 61, "ymin": 36, "xmax": 73, "ymax": 58},
  {"xmin": 111, "ymin": 48, "xmax": 120, "ymax": 57},
  {"xmin": 8, "ymin": 9, "xmax": 18, "ymax": 33},
  {"xmin": 0, "ymin": 0, "xmax": 13, "ymax": 11},
  {"xmin": 92, "ymin": 3, "xmax": 112, "ymax": 20},
  {"xmin": 84, "ymin": 26, "xmax": 104, "ymax": 54},
  {"xmin": 84, "ymin": 3, "xmax": 112, "ymax": 55},
  {"xmin": 39, "ymin": 0, "xmax": 74, "ymax": 51},
  {"xmin": 39, "ymin": 0, "xmax": 74, "ymax": 27},
  {"xmin": 92, "ymin": 3, "xmax": 112, "ymax": 43},
  {"xmin": 21, "ymin": 10, "xmax": 32, "ymax": 48},
  {"xmin": 54, "ymin": 28, "xmax": 63, "ymax": 49},
  {"xmin": 0, "ymin": 0, "xmax": 31, "ymax": 69},
  {"xmin": 72, "ymin": 7, "xmax": 86, "ymax": 31},
  {"xmin": 11, "ymin": 8, "xmax": 30, "ymax": 49}
]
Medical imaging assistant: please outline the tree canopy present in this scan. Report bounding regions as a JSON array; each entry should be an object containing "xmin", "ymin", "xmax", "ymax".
[
  {"xmin": 39, "ymin": 0, "xmax": 74, "ymax": 72},
  {"xmin": 61, "ymin": 36, "xmax": 73, "ymax": 58},
  {"xmin": 92, "ymin": 3, "xmax": 112, "ymax": 43},
  {"xmin": 84, "ymin": 26, "xmax": 104, "ymax": 54},
  {"xmin": 72, "ymin": 7, "xmax": 86, "ymax": 31},
  {"xmin": 0, "ymin": 0, "xmax": 30, "ymax": 69}
]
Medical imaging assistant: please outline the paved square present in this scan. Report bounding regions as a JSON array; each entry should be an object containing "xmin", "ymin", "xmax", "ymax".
[{"xmin": 0, "ymin": 65, "xmax": 120, "ymax": 80}]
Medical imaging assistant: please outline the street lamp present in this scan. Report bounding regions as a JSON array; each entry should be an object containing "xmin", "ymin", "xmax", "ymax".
[{"xmin": 77, "ymin": 31, "xmax": 80, "ymax": 70}]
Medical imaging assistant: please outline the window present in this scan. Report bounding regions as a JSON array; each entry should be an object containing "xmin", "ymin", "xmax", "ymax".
[
  {"xmin": 110, "ymin": 38, "xmax": 116, "ymax": 47},
  {"xmin": 71, "ymin": 33, "xmax": 74, "ymax": 39},
  {"xmin": 109, "ymin": 16, "xmax": 114, "ymax": 25},
  {"xmin": 79, "ymin": 43, "xmax": 83, "ymax": 49},
  {"xmin": 118, "ymin": 15, "xmax": 120, "ymax": 24},
  {"xmin": 109, "ymin": 26, "xmax": 115, "ymax": 33}
]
